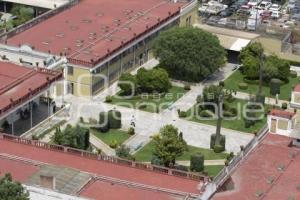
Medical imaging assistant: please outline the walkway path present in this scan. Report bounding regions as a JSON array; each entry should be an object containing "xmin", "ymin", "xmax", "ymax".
[
  {"xmin": 64, "ymin": 96, "xmax": 253, "ymax": 153},
  {"xmin": 143, "ymin": 159, "xmax": 226, "ymax": 166},
  {"xmin": 89, "ymin": 134, "xmax": 115, "ymax": 156},
  {"xmin": 172, "ymin": 63, "xmax": 237, "ymax": 112}
]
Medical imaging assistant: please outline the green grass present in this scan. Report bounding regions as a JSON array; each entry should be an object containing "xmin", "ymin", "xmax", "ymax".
[
  {"xmin": 204, "ymin": 165, "xmax": 224, "ymax": 177},
  {"xmin": 134, "ymin": 140, "xmax": 228, "ymax": 162},
  {"xmin": 224, "ymin": 70, "xmax": 299, "ymax": 100},
  {"xmin": 110, "ymin": 86, "xmax": 187, "ymax": 113},
  {"xmin": 90, "ymin": 128, "xmax": 130, "ymax": 146},
  {"xmin": 186, "ymin": 98, "xmax": 268, "ymax": 133}
]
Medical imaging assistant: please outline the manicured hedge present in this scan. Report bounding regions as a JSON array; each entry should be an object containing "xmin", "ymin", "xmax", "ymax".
[
  {"xmin": 108, "ymin": 110, "xmax": 122, "ymax": 129},
  {"xmin": 99, "ymin": 112, "xmax": 109, "ymax": 132},
  {"xmin": 290, "ymin": 71, "xmax": 297, "ymax": 78},
  {"xmin": 210, "ymin": 134, "xmax": 226, "ymax": 152},
  {"xmin": 190, "ymin": 153, "xmax": 204, "ymax": 172},
  {"xmin": 270, "ymin": 78, "xmax": 281, "ymax": 96}
]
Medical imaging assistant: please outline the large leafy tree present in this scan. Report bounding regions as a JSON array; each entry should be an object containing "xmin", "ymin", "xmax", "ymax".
[
  {"xmin": 0, "ymin": 173, "xmax": 29, "ymax": 200},
  {"xmin": 52, "ymin": 125, "xmax": 90, "ymax": 150},
  {"xmin": 153, "ymin": 27, "xmax": 226, "ymax": 82},
  {"xmin": 152, "ymin": 125, "xmax": 187, "ymax": 167},
  {"xmin": 118, "ymin": 73, "xmax": 136, "ymax": 95}
]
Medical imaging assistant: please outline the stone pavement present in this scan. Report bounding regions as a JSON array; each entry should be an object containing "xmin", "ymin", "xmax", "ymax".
[{"xmin": 64, "ymin": 96, "xmax": 253, "ymax": 154}]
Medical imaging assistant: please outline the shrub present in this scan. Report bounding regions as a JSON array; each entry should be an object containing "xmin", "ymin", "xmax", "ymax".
[
  {"xmin": 270, "ymin": 78, "xmax": 281, "ymax": 96},
  {"xmin": 290, "ymin": 71, "xmax": 297, "ymax": 78},
  {"xmin": 138, "ymin": 103, "xmax": 147, "ymax": 109},
  {"xmin": 281, "ymin": 102, "xmax": 288, "ymax": 110},
  {"xmin": 226, "ymin": 152, "xmax": 234, "ymax": 161},
  {"xmin": 99, "ymin": 112, "xmax": 109, "ymax": 132},
  {"xmin": 79, "ymin": 117, "xmax": 84, "ymax": 123},
  {"xmin": 31, "ymin": 135, "xmax": 38, "ymax": 140},
  {"xmin": 244, "ymin": 119, "xmax": 255, "ymax": 128},
  {"xmin": 128, "ymin": 127, "xmax": 135, "ymax": 135},
  {"xmin": 196, "ymin": 95, "xmax": 203, "ymax": 103},
  {"xmin": 116, "ymin": 145, "xmax": 134, "ymax": 160},
  {"xmin": 109, "ymin": 139, "xmax": 118, "ymax": 149},
  {"xmin": 219, "ymin": 81, "xmax": 225, "ymax": 87},
  {"xmin": 210, "ymin": 134, "xmax": 226, "ymax": 150},
  {"xmin": 190, "ymin": 153, "xmax": 204, "ymax": 172},
  {"xmin": 223, "ymin": 111, "xmax": 235, "ymax": 117},
  {"xmin": 178, "ymin": 111, "xmax": 187, "ymax": 118},
  {"xmin": 238, "ymin": 82, "xmax": 248, "ymax": 90},
  {"xmin": 200, "ymin": 110, "xmax": 213, "ymax": 118},
  {"xmin": 105, "ymin": 95, "xmax": 112, "ymax": 103},
  {"xmin": 151, "ymin": 156, "xmax": 163, "ymax": 166},
  {"xmin": 213, "ymin": 144, "xmax": 224, "ymax": 153},
  {"xmin": 184, "ymin": 84, "xmax": 191, "ymax": 90},
  {"xmin": 108, "ymin": 110, "xmax": 122, "ymax": 129},
  {"xmin": 229, "ymin": 107, "xmax": 237, "ymax": 116}
]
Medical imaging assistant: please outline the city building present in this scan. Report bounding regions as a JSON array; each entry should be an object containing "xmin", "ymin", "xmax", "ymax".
[
  {"xmin": 0, "ymin": 0, "xmax": 198, "ymax": 97},
  {"xmin": 0, "ymin": 61, "xmax": 62, "ymax": 135},
  {"xmin": 0, "ymin": 133, "xmax": 204, "ymax": 200}
]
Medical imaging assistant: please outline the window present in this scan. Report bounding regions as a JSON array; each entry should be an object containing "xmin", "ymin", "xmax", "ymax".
[{"xmin": 67, "ymin": 66, "xmax": 74, "ymax": 75}]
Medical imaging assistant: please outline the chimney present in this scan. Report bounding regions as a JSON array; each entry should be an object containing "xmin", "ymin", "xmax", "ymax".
[{"xmin": 40, "ymin": 175, "xmax": 56, "ymax": 190}]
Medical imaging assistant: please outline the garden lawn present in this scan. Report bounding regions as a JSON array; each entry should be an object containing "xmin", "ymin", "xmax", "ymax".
[
  {"xmin": 185, "ymin": 99, "xmax": 268, "ymax": 133},
  {"xmin": 204, "ymin": 165, "xmax": 224, "ymax": 177},
  {"xmin": 110, "ymin": 86, "xmax": 186, "ymax": 113},
  {"xmin": 134, "ymin": 140, "xmax": 228, "ymax": 162},
  {"xmin": 224, "ymin": 70, "xmax": 299, "ymax": 100},
  {"xmin": 90, "ymin": 128, "xmax": 130, "ymax": 146}
]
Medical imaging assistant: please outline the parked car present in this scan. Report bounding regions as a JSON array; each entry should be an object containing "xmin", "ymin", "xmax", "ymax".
[
  {"xmin": 260, "ymin": 10, "xmax": 272, "ymax": 18},
  {"xmin": 257, "ymin": 1, "xmax": 272, "ymax": 10},
  {"xmin": 271, "ymin": 10, "xmax": 281, "ymax": 18},
  {"xmin": 248, "ymin": 0, "xmax": 262, "ymax": 7},
  {"xmin": 237, "ymin": 7, "xmax": 251, "ymax": 16},
  {"xmin": 220, "ymin": 8, "xmax": 233, "ymax": 17},
  {"xmin": 269, "ymin": 4, "xmax": 281, "ymax": 11},
  {"xmin": 229, "ymin": 4, "xmax": 241, "ymax": 11}
]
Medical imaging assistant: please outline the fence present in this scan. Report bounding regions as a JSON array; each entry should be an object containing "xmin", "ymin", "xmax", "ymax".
[
  {"xmin": 200, "ymin": 124, "xmax": 269, "ymax": 200},
  {"xmin": 0, "ymin": 133, "xmax": 205, "ymax": 182}
]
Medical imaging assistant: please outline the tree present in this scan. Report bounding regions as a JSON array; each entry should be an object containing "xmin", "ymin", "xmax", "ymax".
[
  {"xmin": 152, "ymin": 125, "xmax": 188, "ymax": 167},
  {"xmin": 153, "ymin": 27, "xmax": 226, "ymax": 82},
  {"xmin": 52, "ymin": 125, "xmax": 90, "ymax": 150},
  {"xmin": 118, "ymin": 73, "xmax": 136, "ymax": 95},
  {"xmin": 0, "ymin": 173, "xmax": 29, "ymax": 200},
  {"xmin": 136, "ymin": 68, "xmax": 171, "ymax": 93}
]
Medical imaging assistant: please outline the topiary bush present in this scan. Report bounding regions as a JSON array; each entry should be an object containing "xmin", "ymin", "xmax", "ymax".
[
  {"xmin": 105, "ymin": 95, "xmax": 112, "ymax": 103},
  {"xmin": 109, "ymin": 139, "xmax": 118, "ymax": 149},
  {"xmin": 290, "ymin": 71, "xmax": 297, "ymax": 78},
  {"xmin": 108, "ymin": 110, "xmax": 122, "ymax": 129},
  {"xmin": 178, "ymin": 111, "xmax": 187, "ymax": 118},
  {"xmin": 281, "ymin": 102, "xmax": 288, "ymax": 110},
  {"xmin": 213, "ymin": 144, "xmax": 224, "ymax": 153},
  {"xmin": 238, "ymin": 82, "xmax": 248, "ymax": 90},
  {"xmin": 184, "ymin": 84, "xmax": 191, "ymax": 90},
  {"xmin": 210, "ymin": 134, "xmax": 226, "ymax": 151},
  {"xmin": 190, "ymin": 153, "xmax": 204, "ymax": 172},
  {"xmin": 270, "ymin": 78, "xmax": 281, "ymax": 96},
  {"xmin": 99, "ymin": 112, "xmax": 109, "ymax": 132},
  {"xmin": 128, "ymin": 127, "xmax": 135, "ymax": 135}
]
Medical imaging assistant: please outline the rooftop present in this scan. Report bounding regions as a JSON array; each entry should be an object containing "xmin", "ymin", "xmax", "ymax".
[
  {"xmin": 269, "ymin": 109, "xmax": 296, "ymax": 119},
  {"xmin": 6, "ymin": 0, "xmax": 186, "ymax": 68},
  {"xmin": 212, "ymin": 133, "xmax": 300, "ymax": 200},
  {"xmin": 0, "ymin": 62, "xmax": 62, "ymax": 118},
  {"xmin": 0, "ymin": 134, "xmax": 201, "ymax": 199}
]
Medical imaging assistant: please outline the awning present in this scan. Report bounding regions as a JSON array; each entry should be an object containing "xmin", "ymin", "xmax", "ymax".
[{"xmin": 214, "ymin": 34, "xmax": 251, "ymax": 52}]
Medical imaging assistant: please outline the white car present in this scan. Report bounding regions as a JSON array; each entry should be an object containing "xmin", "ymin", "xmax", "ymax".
[
  {"xmin": 271, "ymin": 11, "xmax": 281, "ymax": 19},
  {"xmin": 269, "ymin": 4, "xmax": 281, "ymax": 11},
  {"xmin": 248, "ymin": 0, "xmax": 262, "ymax": 7},
  {"xmin": 257, "ymin": 1, "xmax": 272, "ymax": 10}
]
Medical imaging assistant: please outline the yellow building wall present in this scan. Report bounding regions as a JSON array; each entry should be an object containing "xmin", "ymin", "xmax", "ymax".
[
  {"xmin": 179, "ymin": 6, "xmax": 198, "ymax": 27},
  {"xmin": 67, "ymin": 66, "xmax": 92, "ymax": 97}
]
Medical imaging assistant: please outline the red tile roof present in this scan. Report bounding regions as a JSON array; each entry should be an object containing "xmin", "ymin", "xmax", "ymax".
[
  {"xmin": 212, "ymin": 133, "xmax": 300, "ymax": 200},
  {"xmin": 269, "ymin": 109, "xmax": 296, "ymax": 119},
  {"xmin": 7, "ymin": 0, "xmax": 185, "ymax": 68},
  {"xmin": 0, "ymin": 62, "xmax": 62, "ymax": 117},
  {"xmin": 294, "ymin": 84, "xmax": 300, "ymax": 92},
  {"xmin": 0, "ymin": 134, "xmax": 201, "ymax": 198}
]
